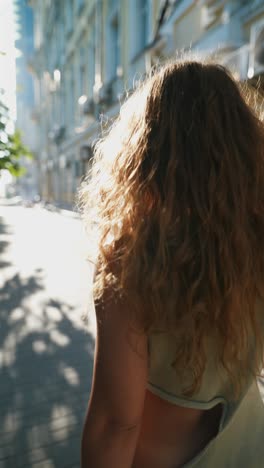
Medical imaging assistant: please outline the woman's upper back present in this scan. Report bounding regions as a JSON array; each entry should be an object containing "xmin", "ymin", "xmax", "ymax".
[
  {"xmin": 80, "ymin": 58, "xmax": 264, "ymax": 404},
  {"xmin": 148, "ymin": 297, "xmax": 264, "ymax": 404}
]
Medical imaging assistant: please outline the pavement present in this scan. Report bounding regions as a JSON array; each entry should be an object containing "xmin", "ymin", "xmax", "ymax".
[
  {"xmin": 0, "ymin": 202, "xmax": 96, "ymax": 468},
  {"xmin": 0, "ymin": 198, "xmax": 263, "ymax": 468},
  {"xmin": 0, "ymin": 197, "xmax": 79, "ymax": 219}
]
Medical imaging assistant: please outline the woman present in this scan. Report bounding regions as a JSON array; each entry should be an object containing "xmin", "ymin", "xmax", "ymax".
[{"xmin": 79, "ymin": 59, "xmax": 264, "ymax": 467}]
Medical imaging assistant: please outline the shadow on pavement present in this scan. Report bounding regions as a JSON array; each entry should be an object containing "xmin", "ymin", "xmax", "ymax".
[
  {"xmin": 0, "ymin": 216, "xmax": 13, "ymax": 268},
  {"xmin": 0, "ymin": 216, "xmax": 12, "ymax": 235},
  {"xmin": 0, "ymin": 275, "xmax": 94, "ymax": 468}
]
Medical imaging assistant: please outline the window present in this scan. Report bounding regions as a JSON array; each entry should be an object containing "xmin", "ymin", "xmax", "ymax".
[
  {"xmin": 79, "ymin": 47, "xmax": 86, "ymax": 97},
  {"xmin": 248, "ymin": 20, "xmax": 264, "ymax": 77},
  {"xmin": 109, "ymin": 13, "xmax": 120, "ymax": 78},
  {"xmin": 74, "ymin": 160, "xmax": 82, "ymax": 178},
  {"xmin": 65, "ymin": 65, "xmax": 74, "ymax": 129},
  {"xmin": 88, "ymin": 19, "xmax": 96, "ymax": 97},
  {"xmin": 58, "ymin": 19, "xmax": 65, "ymax": 60},
  {"xmin": 76, "ymin": 0, "xmax": 85, "ymax": 14},
  {"xmin": 65, "ymin": 0, "xmax": 73, "ymax": 35},
  {"xmin": 137, "ymin": 0, "xmax": 149, "ymax": 49},
  {"xmin": 60, "ymin": 78, "xmax": 66, "ymax": 128},
  {"xmin": 106, "ymin": 1, "xmax": 121, "ymax": 81},
  {"xmin": 130, "ymin": 0, "xmax": 150, "ymax": 59}
]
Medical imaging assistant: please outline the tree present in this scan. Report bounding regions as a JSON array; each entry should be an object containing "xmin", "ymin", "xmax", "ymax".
[{"xmin": 0, "ymin": 97, "xmax": 32, "ymax": 177}]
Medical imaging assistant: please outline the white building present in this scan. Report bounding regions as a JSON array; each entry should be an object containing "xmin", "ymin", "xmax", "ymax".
[{"xmin": 29, "ymin": 0, "xmax": 264, "ymax": 207}]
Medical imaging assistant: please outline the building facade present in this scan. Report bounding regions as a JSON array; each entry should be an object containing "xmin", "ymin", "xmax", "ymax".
[
  {"xmin": 15, "ymin": 0, "xmax": 39, "ymax": 200},
  {"xmin": 29, "ymin": 0, "xmax": 264, "ymax": 207}
]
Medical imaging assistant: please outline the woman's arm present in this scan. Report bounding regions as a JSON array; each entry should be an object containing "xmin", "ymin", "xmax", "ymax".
[{"xmin": 81, "ymin": 291, "xmax": 148, "ymax": 468}]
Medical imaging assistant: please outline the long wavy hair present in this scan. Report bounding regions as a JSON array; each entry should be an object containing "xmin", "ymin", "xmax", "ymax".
[{"xmin": 78, "ymin": 59, "xmax": 264, "ymax": 397}]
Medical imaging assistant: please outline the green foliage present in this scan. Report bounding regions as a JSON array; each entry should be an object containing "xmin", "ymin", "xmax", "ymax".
[{"xmin": 0, "ymin": 99, "xmax": 33, "ymax": 178}]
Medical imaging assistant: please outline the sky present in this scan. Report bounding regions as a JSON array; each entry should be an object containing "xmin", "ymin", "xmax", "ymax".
[{"xmin": 0, "ymin": 0, "xmax": 17, "ymax": 119}]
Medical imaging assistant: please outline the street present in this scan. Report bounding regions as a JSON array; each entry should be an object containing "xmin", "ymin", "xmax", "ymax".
[{"xmin": 0, "ymin": 202, "xmax": 96, "ymax": 468}]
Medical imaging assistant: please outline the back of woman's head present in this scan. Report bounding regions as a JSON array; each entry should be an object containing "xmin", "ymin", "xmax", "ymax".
[{"xmin": 79, "ymin": 58, "xmax": 264, "ymax": 397}]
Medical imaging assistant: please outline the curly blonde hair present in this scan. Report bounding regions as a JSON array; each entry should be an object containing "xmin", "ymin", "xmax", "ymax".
[{"xmin": 78, "ymin": 59, "xmax": 264, "ymax": 397}]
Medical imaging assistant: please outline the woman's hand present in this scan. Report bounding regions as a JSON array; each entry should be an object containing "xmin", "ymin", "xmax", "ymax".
[{"xmin": 81, "ymin": 291, "xmax": 148, "ymax": 468}]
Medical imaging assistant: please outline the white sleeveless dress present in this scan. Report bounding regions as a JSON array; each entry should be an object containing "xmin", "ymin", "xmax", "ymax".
[{"xmin": 147, "ymin": 300, "xmax": 264, "ymax": 467}]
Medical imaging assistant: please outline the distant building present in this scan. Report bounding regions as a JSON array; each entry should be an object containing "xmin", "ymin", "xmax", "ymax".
[
  {"xmin": 15, "ymin": 0, "xmax": 39, "ymax": 200},
  {"xmin": 29, "ymin": 0, "xmax": 264, "ymax": 207}
]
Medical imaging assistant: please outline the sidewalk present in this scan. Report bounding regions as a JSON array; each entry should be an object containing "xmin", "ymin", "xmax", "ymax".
[
  {"xmin": 1, "ymin": 199, "xmax": 263, "ymax": 468},
  {"xmin": 0, "ymin": 197, "xmax": 80, "ymax": 220},
  {"xmin": 0, "ymin": 204, "xmax": 95, "ymax": 468}
]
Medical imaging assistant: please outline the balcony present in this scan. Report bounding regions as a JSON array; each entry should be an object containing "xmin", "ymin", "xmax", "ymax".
[
  {"xmin": 193, "ymin": 16, "xmax": 243, "ymax": 55},
  {"xmin": 201, "ymin": 0, "xmax": 228, "ymax": 29},
  {"xmin": 248, "ymin": 22, "xmax": 264, "ymax": 78},
  {"xmin": 94, "ymin": 77, "xmax": 123, "ymax": 108},
  {"xmin": 220, "ymin": 44, "xmax": 250, "ymax": 81},
  {"xmin": 48, "ymin": 125, "xmax": 66, "ymax": 144}
]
